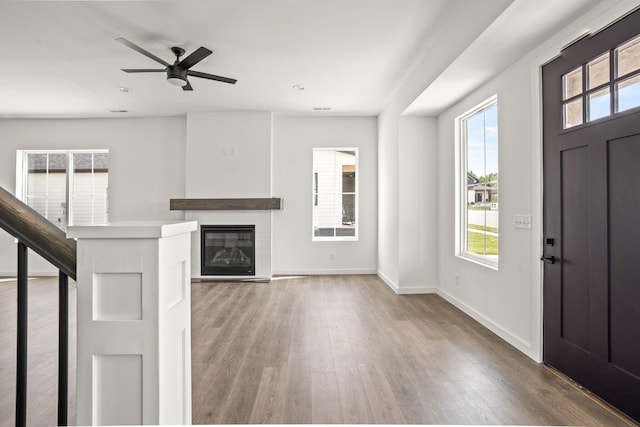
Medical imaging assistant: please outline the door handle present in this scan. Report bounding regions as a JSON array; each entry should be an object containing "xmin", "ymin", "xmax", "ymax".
[{"xmin": 540, "ymin": 255, "xmax": 555, "ymax": 264}]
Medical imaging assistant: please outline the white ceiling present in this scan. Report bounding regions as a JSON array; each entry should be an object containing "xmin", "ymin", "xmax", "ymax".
[{"xmin": 0, "ymin": 0, "xmax": 611, "ymax": 118}]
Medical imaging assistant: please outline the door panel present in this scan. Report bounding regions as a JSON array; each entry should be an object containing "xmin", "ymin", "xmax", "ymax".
[
  {"xmin": 542, "ymin": 7, "xmax": 640, "ymax": 423},
  {"xmin": 608, "ymin": 134, "xmax": 640, "ymax": 379},
  {"xmin": 560, "ymin": 146, "xmax": 590, "ymax": 350}
]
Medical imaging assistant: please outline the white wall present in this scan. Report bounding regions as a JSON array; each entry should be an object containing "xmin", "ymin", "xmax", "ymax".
[
  {"xmin": 377, "ymin": 111, "xmax": 400, "ymax": 286},
  {"xmin": 0, "ymin": 117, "xmax": 186, "ymax": 275},
  {"xmin": 272, "ymin": 115, "xmax": 377, "ymax": 274},
  {"xmin": 376, "ymin": 0, "xmax": 512, "ymax": 290},
  {"xmin": 397, "ymin": 116, "xmax": 438, "ymax": 294},
  {"xmin": 435, "ymin": 58, "xmax": 540, "ymax": 359},
  {"xmin": 184, "ymin": 111, "xmax": 274, "ymax": 279},
  {"xmin": 185, "ymin": 112, "xmax": 272, "ymax": 198}
]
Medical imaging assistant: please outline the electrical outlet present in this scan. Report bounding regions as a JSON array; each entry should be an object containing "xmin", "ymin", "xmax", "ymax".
[
  {"xmin": 455, "ymin": 274, "xmax": 459, "ymax": 286},
  {"xmin": 329, "ymin": 254, "xmax": 335, "ymax": 261}
]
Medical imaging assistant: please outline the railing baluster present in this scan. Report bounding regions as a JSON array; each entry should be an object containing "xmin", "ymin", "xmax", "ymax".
[
  {"xmin": 16, "ymin": 242, "xmax": 28, "ymax": 427},
  {"xmin": 58, "ymin": 272, "xmax": 69, "ymax": 426}
]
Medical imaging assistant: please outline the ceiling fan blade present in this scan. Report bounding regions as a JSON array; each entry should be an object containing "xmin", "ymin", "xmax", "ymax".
[
  {"xmin": 182, "ymin": 80, "xmax": 194, "ymax": 91},
  {"xmin": 116, "ymin": 38, "xmax": 170, "ymax": 67},
  {"xmin": 188, "ymin": 70, "xmax": 237, "ymax": 85},
  {"xmin": 178, "ymin": 47, "xmax": 212, "ymax": 70},
  {"xmin": 121, "ymin": 68, "xmax": 166, "ymax": 73}
]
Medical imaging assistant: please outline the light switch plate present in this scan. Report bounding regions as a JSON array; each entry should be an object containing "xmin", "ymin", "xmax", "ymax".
[{"xmin": 514, "ymin": 214, "xmax": 532, "ymax": 229}]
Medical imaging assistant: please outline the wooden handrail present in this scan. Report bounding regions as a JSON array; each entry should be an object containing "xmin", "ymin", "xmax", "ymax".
[{"xmin": 0, "ymin": 186, "xmax": 76, "ymax": 280}]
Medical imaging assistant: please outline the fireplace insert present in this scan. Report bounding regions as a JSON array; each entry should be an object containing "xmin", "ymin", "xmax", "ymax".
[{"xmin": 201, "ymin": 225, "xmax": 255, "ymax": 276}]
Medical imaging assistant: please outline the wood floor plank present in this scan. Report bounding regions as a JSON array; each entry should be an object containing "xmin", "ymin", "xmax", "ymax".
[
  {"xmin": 334, "ymin": 364, "xmax": 375, "ymax": 423},
  {"xmin": 308, "ymin": 315, "xmax": 335, "ymax": 374},
  {"xmin": 248, "ymin": 367, "xmax": 287, "ymax": 423},
  {"xmin": 357, "ymin": 363, "xmax": 406, "ymax": 423},
  {"xmin": 283, "ymin": 351, "xmax": 312, "ymax": 423},
  {"xmin": 216, "ymin": 317, "xmax": 276, "ymax": 423},
  {"xmin": 310, "ymin": 372, "xmax": 343, "ymax": 423}
]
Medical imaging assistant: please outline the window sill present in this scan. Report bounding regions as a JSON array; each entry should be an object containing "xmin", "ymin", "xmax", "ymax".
[
  {"xmin": 456, "ymin": 253, "xmax": 499, "ymax": 271},
  {"xmin": 313, "ymin": 236, "xmax": 358, "ymax": 242}
]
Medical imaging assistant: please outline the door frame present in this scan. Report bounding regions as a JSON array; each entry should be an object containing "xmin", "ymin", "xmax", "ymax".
[{"xmin": 531, "ymin": 0, "xmax": 640, "ymax": 363}]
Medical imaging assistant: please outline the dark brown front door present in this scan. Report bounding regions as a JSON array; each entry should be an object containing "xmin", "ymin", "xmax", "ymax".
[{"xmin": 542, "ymin": 8, "xmax": 640, "ymax": 423}]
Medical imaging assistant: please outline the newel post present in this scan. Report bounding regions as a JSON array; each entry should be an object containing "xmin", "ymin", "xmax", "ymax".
[{"xmin": 67, "ymin": 221, "xmax": 197, "ymax": 425}]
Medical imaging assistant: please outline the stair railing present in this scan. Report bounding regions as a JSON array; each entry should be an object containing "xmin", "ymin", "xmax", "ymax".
[{"xmin": 0, "ymin": 186, "xmax": 76, "ymax": 427}]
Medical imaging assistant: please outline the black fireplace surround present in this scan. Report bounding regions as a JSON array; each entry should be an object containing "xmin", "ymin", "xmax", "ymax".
[{"xmin": 201, "ymin": 225, "xmax": 255, "ymax": 276}]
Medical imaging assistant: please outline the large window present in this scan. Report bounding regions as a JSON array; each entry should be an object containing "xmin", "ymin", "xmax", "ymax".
[
  {"xmin": 312, "ymin": 148, "xmax": 357, "ymax": 240},
  {"xmin": 18, "ymin": 150, "xmax": 109, "ymax": 230},
  {"xmin": 458, "ymin": 97, "xmax": 499, "ymax": 267}
]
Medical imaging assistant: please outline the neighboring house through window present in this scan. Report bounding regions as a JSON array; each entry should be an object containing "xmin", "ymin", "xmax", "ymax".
[
  {"xmin": 17, "ymin": 150, "xmax": 109, "ymax": 230},
  {"xmin": 457, "ymin": 96, "xmax": 499, "ymax": 268},
  {"xmin": 312, "ymin": 148, "xmax": 358, "ymax": 240}
]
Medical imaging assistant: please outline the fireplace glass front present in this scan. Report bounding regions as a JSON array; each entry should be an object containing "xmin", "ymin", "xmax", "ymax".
[{"xmin": 201, "ymin": 225, "xmax": 255, "ymax": 276}]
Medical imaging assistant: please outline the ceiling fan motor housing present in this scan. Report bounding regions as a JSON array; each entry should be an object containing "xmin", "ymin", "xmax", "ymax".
[{"xmin": 167, "ymin": 65, "xmax": 188, "ymax": 86}]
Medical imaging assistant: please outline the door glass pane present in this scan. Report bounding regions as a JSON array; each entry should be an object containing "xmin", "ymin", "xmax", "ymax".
[
  {"xmin": 24, "ymin": 152, "xmax": 67, "ymax": 229},
  {"xmin": 588, "ymin": 87, "xmax": 610, "ymax": 121},
  {"xmin": 48, "ymin": 153, "xmax": 67, "ymax": 173},
  {"xmin": 563, "ymin": 98, "xmax": 583, "ymax": 128},
  {"xmin": 617, "ymin": 74, "xmax": 640, "ymax": 112},
  {"xmin": 587, "ymin": 53, "xmax": 610, "ymax": 89},
  {"xmin": 71, "ymin": 152, "xmax": 109, "ymax": 225},
  {"xmin": 27, "ymin": 153, "xmax": 47, "ymax": 174},
  {"xmin": 563, "ymin": 67, "xmax": 583, "ymax": 99},
  {"xmin": 616, "ymin": 34, "xmax": 640, "ymax": 78}
]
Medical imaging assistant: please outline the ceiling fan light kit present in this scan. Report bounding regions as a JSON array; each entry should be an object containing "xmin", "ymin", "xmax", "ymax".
[
  {"xmin": 167, "ymin": 76, "xmax": 188, "ymax": 87},
  {"xmin": 116, "ymin": 38, "xmax": 237, "ymax": 91}
]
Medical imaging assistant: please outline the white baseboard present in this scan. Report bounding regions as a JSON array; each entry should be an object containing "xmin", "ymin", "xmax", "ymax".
[
  {"xmin": 376, "ymin": 270, "xmax": 397, "ymax": 292},
  {"xmin": 271, "ymin": 268, "xmax": 377, "ymax": 276},
  {"xmin": 397, "ymin": 285, "xmax": 437, "ymax": 295},
  {"xmin": 376, "ymin": 271, "xmax": 436, "ymax": 294},
  {"xmin": 437, "ymin": 288, "xmax": 537, "ymax": 360}
]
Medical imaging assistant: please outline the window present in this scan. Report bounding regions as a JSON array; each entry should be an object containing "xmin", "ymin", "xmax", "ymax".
[
  {"xmin": 458, "ymin": 97, "xmax": 498, "ymax": 268},
  {"xmin": 18, "ymin": 150, "xmax": 109, "ymax": 230},
  {"xmin": 312, "ymin": 148, "xmax": 357, "ymax": 240},
  {"xmin": 562, "ymin": 33, "xmax": 640, "ymax": 129}
]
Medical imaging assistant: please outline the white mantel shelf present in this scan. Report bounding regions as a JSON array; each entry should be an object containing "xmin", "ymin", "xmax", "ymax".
[
  {"xmin": 67, "ymin": 220, "xmax": 198, "ymax": 239},
  {"xmin": 170, "ymin": 198, "xmax": 282, "ymax": 211}
]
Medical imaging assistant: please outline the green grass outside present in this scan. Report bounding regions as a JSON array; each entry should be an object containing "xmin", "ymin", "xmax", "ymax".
[
  {"xmin": 467, "ymin": 223, "xmax": 499, "ymax": 234},
  {"xmin": 468, "ymin": 205, "xmax": 492, "ymax": 211},
  {"xmin": 467, "ymin": 230, "xmax": 499, "ymax": 255}
]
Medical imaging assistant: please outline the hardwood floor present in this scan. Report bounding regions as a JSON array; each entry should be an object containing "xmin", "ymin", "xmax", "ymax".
[{"xmin": 0, "ymin": 274, "xmax": 636, "ymax": 426}]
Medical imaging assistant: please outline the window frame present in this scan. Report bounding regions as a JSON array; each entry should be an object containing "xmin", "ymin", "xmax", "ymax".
[
  {"xmin": 16, "ymin": 149, "xmax": 109, "ymax": 230},
  {"xmin": 312, "ymin": 147, "xmax": 359, "ymax": 242},
  {"xmin": 456, "ymin": 95, "xmax": 499, "ymax": 270}
]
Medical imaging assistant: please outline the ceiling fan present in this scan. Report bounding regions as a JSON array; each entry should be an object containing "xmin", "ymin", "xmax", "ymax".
[{"xmin": 116, "ymin": 38, "xmax": 237, "ymax": 91}]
